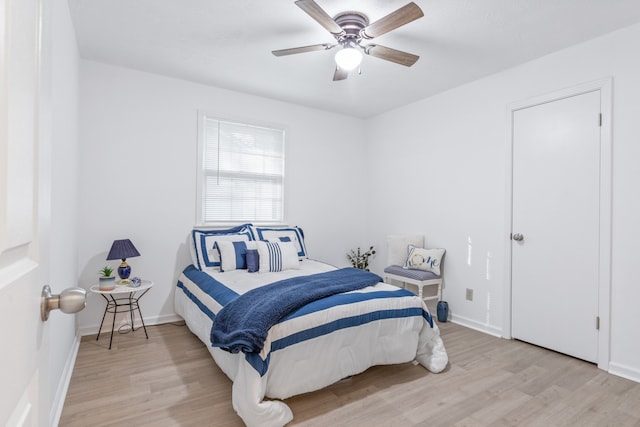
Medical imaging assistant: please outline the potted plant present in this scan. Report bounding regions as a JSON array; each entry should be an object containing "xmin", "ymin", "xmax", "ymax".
[
  {"xmin": 98, "ymin": 265, "xmax": 116, "ymax": 291},
  {"xmin": 347, "ymin": 246, "xmax": 376, "ymax": 271}
]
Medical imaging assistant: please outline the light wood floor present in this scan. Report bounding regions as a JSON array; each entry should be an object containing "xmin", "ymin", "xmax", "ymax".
[{"xmin": 59, "ymin": 321, "xmax": 640, "ymax": 426}]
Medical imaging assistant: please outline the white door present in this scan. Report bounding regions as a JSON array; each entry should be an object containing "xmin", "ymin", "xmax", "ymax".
[
  {"xmin": 511, "ymin": 90, "xmax": 601, "ymax": 363},
  {"xmin": 0, "ymin": 0, "xmax": 52, "ymax": 425}
]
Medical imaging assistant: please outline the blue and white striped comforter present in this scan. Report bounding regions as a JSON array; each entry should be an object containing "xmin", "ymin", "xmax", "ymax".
[{"xmin": 174, "ymin": 259, "xmax": 448, "ymax": 427}]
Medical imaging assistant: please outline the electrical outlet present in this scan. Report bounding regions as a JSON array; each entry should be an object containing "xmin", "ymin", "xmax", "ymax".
[{"xmin": 466, "ymin": 288, "xmax": 474, "ymax": 301}]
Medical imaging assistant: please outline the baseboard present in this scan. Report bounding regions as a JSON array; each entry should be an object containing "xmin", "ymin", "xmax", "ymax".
[
  {"xmin": 50, "ymin": 333, "xmax": 81, "ymax": 427},
  {"xmin": 79, "ymin": 312, "xmax": 184, "ymax": 336},
  {"xmin": 609, "ymin": 361, "xmax": 640, "ymax": 384},
  {"xmin": 450, "ymin": 313, "xmax": 503, "ymax": 338}
]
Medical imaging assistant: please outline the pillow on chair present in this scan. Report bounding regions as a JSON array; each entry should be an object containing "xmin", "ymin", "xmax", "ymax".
[{"xmin": 403, "ymin": 245, "xmax": 445, "ymax": 275}]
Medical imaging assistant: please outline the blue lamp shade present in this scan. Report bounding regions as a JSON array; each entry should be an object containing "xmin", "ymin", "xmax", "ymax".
[{"xmin": 106, "ymin": 239, "xmax": 140, "ymax": 282}]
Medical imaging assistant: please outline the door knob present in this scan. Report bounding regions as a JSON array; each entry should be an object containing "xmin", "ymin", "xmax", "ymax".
[
  {"xmin": 512, "ymin": 233, "xmax": 524, "ymax": 241},
  {"xmin": 41, "ymin": 285, "xmax": 87, "ymax": 321}
]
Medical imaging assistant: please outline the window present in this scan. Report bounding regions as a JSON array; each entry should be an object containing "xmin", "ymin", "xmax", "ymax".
[{"xmin": 197, "ymin": 113, "xmax": 285, "ymax": 224}]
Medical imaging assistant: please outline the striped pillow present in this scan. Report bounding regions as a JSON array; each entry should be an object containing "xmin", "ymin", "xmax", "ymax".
[
  {"xmin": 215, "ymin": 240, "xmax": 257, "ymax": 272},
  {"xmin": 256, "ymin": 241, "xmax": 300, "ymax": 273}
]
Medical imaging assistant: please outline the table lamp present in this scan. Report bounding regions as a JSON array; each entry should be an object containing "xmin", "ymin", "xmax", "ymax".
[{"xmin": 106, "ymin": 239, "xmax": 140, "ymax": 284}]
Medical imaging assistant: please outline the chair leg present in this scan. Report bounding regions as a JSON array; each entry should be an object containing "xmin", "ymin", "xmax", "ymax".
[{"xmin": 418, "ymin": 284, "xmax": 423, "ymax": 299}]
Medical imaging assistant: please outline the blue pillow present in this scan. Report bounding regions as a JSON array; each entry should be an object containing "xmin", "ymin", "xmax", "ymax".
[{"xmin": 246, "ymin": 249, "xmax": 259, "ymax": 273}]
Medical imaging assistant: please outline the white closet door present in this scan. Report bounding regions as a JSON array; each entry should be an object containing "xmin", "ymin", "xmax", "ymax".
[{"xmin": 511, "ymin": 90, "xmax": 601, "ymax": 363}]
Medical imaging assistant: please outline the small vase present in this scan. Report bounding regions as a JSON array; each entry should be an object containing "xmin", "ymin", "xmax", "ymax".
[
  {"xmin": 437, "ymin": 301, "xmax": 449, "ymax": 323},
  {"xmin": 99, "ymin": 276, "xmax": 116, "ymax": 291}
]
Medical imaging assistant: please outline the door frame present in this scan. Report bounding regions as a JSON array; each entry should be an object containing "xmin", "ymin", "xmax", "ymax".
[{"xmin": 503, "ymin": 78, "xmax": 612, "ymax": 370}]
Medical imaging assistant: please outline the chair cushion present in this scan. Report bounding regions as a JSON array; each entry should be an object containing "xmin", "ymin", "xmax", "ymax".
[{"xmin": 384, "ymin": 265, "xmax": 440, "ymax": 281}]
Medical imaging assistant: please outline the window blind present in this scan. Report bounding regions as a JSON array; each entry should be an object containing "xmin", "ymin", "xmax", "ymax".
[{"xmin": 200, "ymin": 116, "xmax": 284, "ymax": 223}]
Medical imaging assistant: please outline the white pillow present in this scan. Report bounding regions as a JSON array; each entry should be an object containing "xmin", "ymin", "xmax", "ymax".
[
  {"xmin": 403, "ymin": 246, "xmax": 445, "ymax": 275},
  {"xmin": 215, "ymin": 240, "xmax": 257, "ymax": 272},
  {"xmin": 250, "ymin": 226, "xmax": 308, "ymax": 259},
  {"xmin": 256, "ymin": 241, "xmax": 300, "ymax": 273}
]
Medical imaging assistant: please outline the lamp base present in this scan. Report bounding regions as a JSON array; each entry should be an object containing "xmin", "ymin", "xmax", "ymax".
[{"xmin": 117, "ymin": 260, "xmax": 132, "ymax": 283}]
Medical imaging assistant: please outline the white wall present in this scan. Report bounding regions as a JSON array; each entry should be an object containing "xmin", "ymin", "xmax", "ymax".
[
  {"xmin": 365, "ymin": 23, "xmax": 640, "ymax": 381},
  {"xmin": 76, "ymin": 62, "xmax": 368, "ymax": 334},
  {"xmin": 72, "ymin": 18, "xmax": 640, "ymax": 383},
  {"xmin": 48, "ymin": 0, "xmax": 81, "ymax": 424}
]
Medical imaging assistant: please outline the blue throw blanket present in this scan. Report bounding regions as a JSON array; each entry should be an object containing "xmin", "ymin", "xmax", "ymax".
[{"xmin": 210, "ymin": 268, "xmax": 383, "ymax": 354}]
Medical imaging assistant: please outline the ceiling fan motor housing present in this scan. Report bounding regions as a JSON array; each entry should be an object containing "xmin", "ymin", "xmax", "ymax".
[{"xmin": 333, "ymin": 12, "xmax": 369, "ymax": 45}]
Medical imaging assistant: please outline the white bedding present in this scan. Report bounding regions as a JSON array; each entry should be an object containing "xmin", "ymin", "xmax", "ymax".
[{"xmin": 174, "ymin": 259, "xmax": 448, "ymax": 426}]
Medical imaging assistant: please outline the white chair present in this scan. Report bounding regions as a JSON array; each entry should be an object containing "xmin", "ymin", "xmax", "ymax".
[{"xmin": 383, "ymin": 235, "xmax": 443, "ymax": 302}]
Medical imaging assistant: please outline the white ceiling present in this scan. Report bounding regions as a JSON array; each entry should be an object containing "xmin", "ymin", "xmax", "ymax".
[{"xmin": 68, "ymin": 0, "xmax": 640, "ymax": 118}]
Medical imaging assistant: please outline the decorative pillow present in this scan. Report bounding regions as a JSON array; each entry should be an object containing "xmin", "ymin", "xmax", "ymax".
[
  {"xmin": 403, "ymin": 246, "xmax": 445, "ymax": 275},
  {"xmin": 246, "ymin": 249, "xmax": 259, "ymax": 273},
  {"xmin": 190, "ymin": 225, "xmax": 252, "ymax": 271},
  {"xmin": 256, "ymin": 240, "xmax": 300, "ymax": 273},
  {"xmin": 250, "ymin": 226, "xmax": 307, "ymax": 259},
  {"xmin": 215, "ymin": 240, "xmax": 257, "ymax": 272}
]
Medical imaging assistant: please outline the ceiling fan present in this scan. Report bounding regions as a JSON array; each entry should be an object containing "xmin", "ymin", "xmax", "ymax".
[{"xmin": 272, "ymin": 0, "xmax": 424, "ymax": 81}]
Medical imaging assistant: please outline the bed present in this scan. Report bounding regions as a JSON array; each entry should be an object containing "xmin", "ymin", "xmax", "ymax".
[{"xmin": 174, "ymin": 225, "xmax": 448, "ymax": 426}]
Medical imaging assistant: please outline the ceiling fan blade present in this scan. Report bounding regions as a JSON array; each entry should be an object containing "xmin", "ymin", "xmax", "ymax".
[
  {"xmin": 365, "ymin": 44, "xmax": 419, "ymax": 67},
  {"xmin": 333, "ymin": 67, "xmax": 349, "ymax": 81},
  {"xmin": 361, "ymin": 2, "xmax": 424, "ymax": 39},
  {"xmin": 272, "ymin": 43, "xmax": 335, "ymax": 57},
  {"xmin": 295, "ymin": 0, "xmax": 344, "ymax": 36}
]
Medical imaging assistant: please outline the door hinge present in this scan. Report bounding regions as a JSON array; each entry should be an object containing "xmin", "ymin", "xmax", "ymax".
[
  {"xmin": 599, "ymin": 113, "xmax": 602, "ymax": 127},
  {"xmin": 596, "ymin": 316, "xmax": 600, "ymax": 330}
]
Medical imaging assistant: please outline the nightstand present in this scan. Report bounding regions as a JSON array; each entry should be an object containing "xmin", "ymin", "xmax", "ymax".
[{"xmin": 90, "ymin": 280, "xmax": 153, "ymax": 349}]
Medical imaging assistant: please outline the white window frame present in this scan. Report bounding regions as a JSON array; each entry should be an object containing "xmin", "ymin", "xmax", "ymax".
[{"xmin": 196, "ymin": 111, "xmax": 285, "ymax": 225}]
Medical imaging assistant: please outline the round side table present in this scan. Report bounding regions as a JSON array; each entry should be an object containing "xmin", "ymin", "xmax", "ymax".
[{"xmin": 90, "ymin": 280, "xmax": 153, "ymax": 349}]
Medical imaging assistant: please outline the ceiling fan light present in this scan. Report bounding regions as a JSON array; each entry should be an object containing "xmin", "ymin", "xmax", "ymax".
[{"xmin": 335, "ymin": 47, "xmax": 362, "ymax": 71}]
